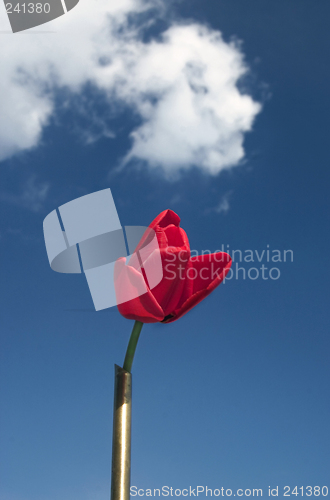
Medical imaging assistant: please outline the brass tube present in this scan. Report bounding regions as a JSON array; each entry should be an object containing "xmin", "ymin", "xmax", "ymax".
[{"xmin": 111, "ymin": 365, "xmax": 132, "ymax": 500}]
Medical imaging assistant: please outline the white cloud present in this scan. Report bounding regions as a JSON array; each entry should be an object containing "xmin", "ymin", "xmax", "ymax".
[{"xmin": 0, "ymin": 0, "xmax": 261, "ymax": 175}]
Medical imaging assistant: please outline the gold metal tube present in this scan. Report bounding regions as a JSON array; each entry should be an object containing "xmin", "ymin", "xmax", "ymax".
[{"xmin": 111, "ymin": 365, "xmax": 132, "ymax": 500}]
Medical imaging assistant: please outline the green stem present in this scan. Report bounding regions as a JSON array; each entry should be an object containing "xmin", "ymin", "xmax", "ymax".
[{"xmin": 123, "ymin": 320, "xmax": 143, "ymax": 373}]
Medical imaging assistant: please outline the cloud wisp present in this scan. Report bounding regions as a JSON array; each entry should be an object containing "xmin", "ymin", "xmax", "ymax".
[
  {"xmin": 0, "ymin": 0, "xmax": 261, "ymax": 176},
  {"xmin": 204, "ymin": 191, "xmax": 233, "ymax": 215},
  {"xmin": 0, "ymin": 175, "xmax": 50, "ymax": 212}
]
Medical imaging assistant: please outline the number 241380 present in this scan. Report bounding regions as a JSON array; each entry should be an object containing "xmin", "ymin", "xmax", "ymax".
[
  {"xmin": 284, "ymin": 486, "xmax": 328, "ymax": 496},
  {"xmin": 6, "ymin": 3, "xmax": 51, "ymax": 14}
]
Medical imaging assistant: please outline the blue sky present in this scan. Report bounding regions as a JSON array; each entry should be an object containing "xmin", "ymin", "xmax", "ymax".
[{"xmin": 0, "ymin": 1, "xmax": 329, "ymax": 499}]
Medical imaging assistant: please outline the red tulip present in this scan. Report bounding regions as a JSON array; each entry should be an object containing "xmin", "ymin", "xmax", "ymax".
[{"xmin": 115, "ymin": 210, "xmax": 232, "ymax": 324}]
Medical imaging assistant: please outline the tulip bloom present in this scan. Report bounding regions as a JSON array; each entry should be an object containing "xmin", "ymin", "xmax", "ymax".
[{"xmin": 115, "ymin": 210, "xmax": 232, "ymax": 324}]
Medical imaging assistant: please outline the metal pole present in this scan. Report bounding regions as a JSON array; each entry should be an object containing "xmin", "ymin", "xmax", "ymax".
[{"xmin": 111, "ymin": 365, "xmax": 132, "ymax": 500}]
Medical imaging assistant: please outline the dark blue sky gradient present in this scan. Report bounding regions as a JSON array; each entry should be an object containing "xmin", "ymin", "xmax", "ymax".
[{"xmin": 1, "ymin": 1, "xmax": 329, "ymax": 499}]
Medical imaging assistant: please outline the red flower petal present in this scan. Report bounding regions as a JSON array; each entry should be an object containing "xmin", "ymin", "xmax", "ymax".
[
  {"xmin": 164, "ymin": 225, "xmax": 190, "ymax": 250},
  {"xmin": 149, "ymin": 209, "xmax": 181, "ymax": 230},
  {"xmin": 115, "ymin": 257, "xmax": 164, "ymax": 323},
  {"xmin": 163, "ymin": 252, "xmax": 232, "ymax": 323},
  {"xmin": 115, "ymin": 209, "xmax": 232, "ymax": 325},
  {"xmin": 149, "ymin": 247, "xmax": 189, "ymax": 316}
]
